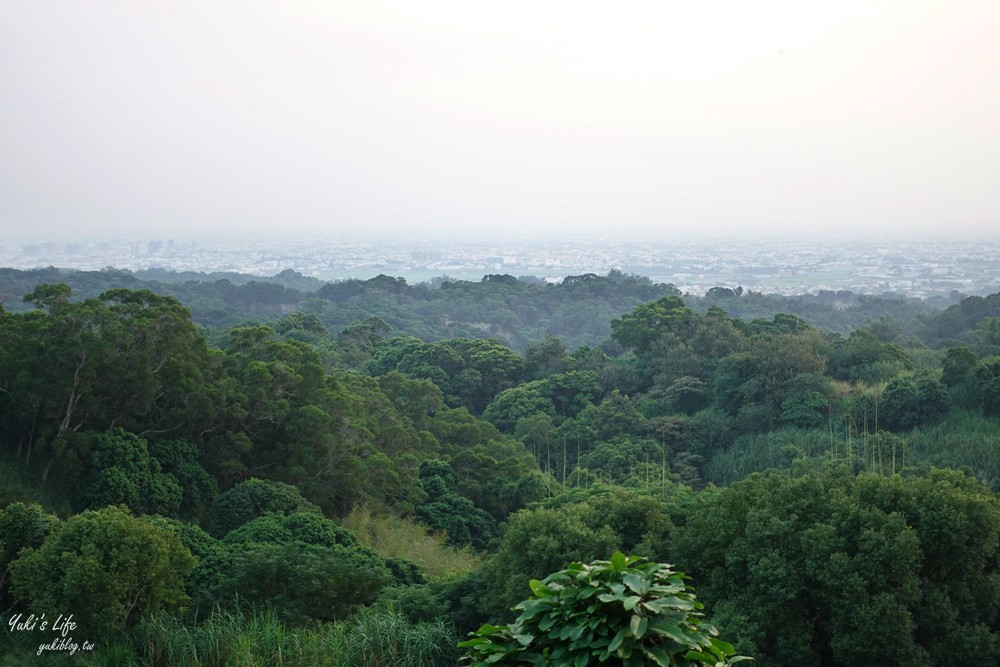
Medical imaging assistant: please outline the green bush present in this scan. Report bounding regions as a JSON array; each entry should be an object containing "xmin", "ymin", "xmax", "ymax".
[
  {"xmin": 461, "ymin": 552, "xmax": 749, "ymax": 666},
  {"xmin": 208, "ymin": 478, "xmax": 320, "ymax": 537},
  {"xmin": 9, "ymin": 505, "xmax": 194, "ymax": 636}
]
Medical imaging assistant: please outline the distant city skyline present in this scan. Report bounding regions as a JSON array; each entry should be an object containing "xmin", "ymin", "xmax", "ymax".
[
  {"xmin": 3, "ymin": 235, "xmax": 998, "ymax": 300},
  {"xmin": 2, "ymin": 2, "xmax": 999, "ymax": 241}
]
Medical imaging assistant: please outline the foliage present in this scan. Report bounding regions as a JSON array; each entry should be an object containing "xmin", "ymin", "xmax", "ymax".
[
  {"xmin": 825, "ymin": 329, "xmax": 913, "ymax": 384},
  {"xmin": 879, "ymin": 371, "xmax": 950, "ymax": 431},
  {"xmin": 712, "ymin": 332, "xmax": 826, "ymax": 418},
  {"xmin": 671, "ymin": 467, "xmax": 1000, "ymax": 667},
  {"xmin": 208, "ymin": 478, "xmax": 321, "ymax": 537},
  {"xmin": 222, "ymin": 540, "xmax": 391, "ymax": 624},
  {"xmin": 612, "ymin": 296, "xmax": 694, "ymax": 355},
  {"xmin": 77, "ymin": 428, "xmax": 184, "ymax": 516},
  {"xmin": 7, "ymin": 276, "xmax": 1000, "ymax": 664},
  {"xmin": 975, "ymin": 356, "xmax": 1000, "ymax": 418},
  {"xmin": 379, "ymin": 337, "xmax": 526, "ymax": 414},
  {"xmin": 461, "ymin": 552, "xmax": 749, "ymax": 666},
  {"xmin": 201, "ymin": 509, "xmax": 396, "ymax": 623},
  {"xmin": 0, "ymin": 267, "xmax": 944, "ymax": 352},
  {"xmin": 480, "ymin": 489, "xmax": 672, "ymax": 618},
  {"xmin": 942, "ymin": 346, "xmax": 977, "ymax": 388},
  {"xmin": 8, "ymin": 505, "xmax": 194, "ymax": 636},
  {"xmin": 144, "ymin": 515, "xmax": 231, "ymax": 614},
  {"xmin": 222, "ymin": 509, "xmax": 364, "ymax": 550},
  {"xmin": 778, "ymin": 374, "xmax": 834, "ymax": 429},
  {"xmin": 147, "ymin": 438, "xmax": 219, "ymax": 521},
  {"xmin": 415, "ymin": 460, "xmax": 497, "ymax": 550},
  {"xmin": 0, "ymin": 286, "xmax": 209, "ymax": 484},
  {"xmin": 523, "ymin": 334, "xmax": 570, "ymax": 379},
  {"xmin": 905, "ymin": 409, "xmax": 1000, "ymax": 491},
  {"xmin": 0, "ymin": 502, "xmax": 59, "ymax": 609},
  {"xmin": 663, "ymin": 376, "xmax": 711, "ymax": 415}
]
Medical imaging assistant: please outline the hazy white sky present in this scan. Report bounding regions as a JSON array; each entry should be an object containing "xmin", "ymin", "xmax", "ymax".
[{"xmin": 2, "ymin": 1, "xmax": 998, "ymax": 241}]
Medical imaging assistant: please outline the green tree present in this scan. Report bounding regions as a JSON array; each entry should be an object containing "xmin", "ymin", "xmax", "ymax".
[
  {"xmin": 523, "ymin": 334, "xmax": 569, "ymax": 379},
  {"xmin": 225, "ymin": 541, "xmax": 391, "ymax": 624},
  {"xmin": 147, "ymin": 438, "xmax": 218, "ymax": 520},
  {"xmin": 0, "ymin": 502, "xmax": 59, "ymax": 609},
  {"xmin": 483, "ymin": 381, "xmax": 557, "ymax": 432},
  {"xmin": 671, "ymin": 467, "xmax": 1000, "ymax": 667},
  {"xmin": 78, "ymin": 428, "xmax": 183, "ymax": 516},
  {"xmin": 971, "ymin": 317, "xmax": 1000, "ymax": 358},
  {"xmin": 778, "ymin": 374, "xmax": 834, "ymax": 429},
  {"xmin": 480, "ymin": 490, "xmax": 672, "ymax": 618},
  {"xmin": 220, "ymin": 511, "xmax": 393, "ymax": 623},
  {"xmin": 222, "ymin": 510, "xmax": 366, "ymax": 551},
  {"xmin": 880, "ymin": 371, "xmax": 950, "ymax": 431},
  {"xmin": 415, "ymin": 460, "xmax": 496, "ymax": 550},
  {"xmin": 825, "ymin": 329, "xmax": 912, "ymax": 384},
  {"xmin": 144, "ymin": 515, "xmax": 230, "ymax": 613},
  {"xmin": 663, "ymin": 376, "xmax": 710, "ymax": 415},
  {"xmin": 209, "ymin": 478, "xmax": 321, "ymax": 537},
  {"xmin": 1, "ymin": 286, "xmax": 210, "ymax": 482},
  {"xmin": 713, "ymin": 332, "xmax": 826, "ymax": 418},
  {"xmin": 611, "ymin": 296, "xmax": 694, "ymax": 354},
  {"xmin": 974, "ymin": 356, "xmax": 1000, "ymax": 417},
  {"xmin": 941, "ymin": 346, "xmax": 977, "ymax": 388},
  {"xmin": 9, "ymin": 506, "xmax": 194, "ymax": 635}
]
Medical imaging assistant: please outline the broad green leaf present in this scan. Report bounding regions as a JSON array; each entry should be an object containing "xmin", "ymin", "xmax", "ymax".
[
  {"xmin": 709, "ymin": 637, "xmax": 735, "ymax": 655},
  {"xmin": 608, "ymin": 626, "xmax": 629, "ymax": 653},
  {"xmin": 649, "ymin": 620, "xmax": 690, "ymax": 645},
  {"xmin": 685, "ymin": 650, "xmax": 716, "ymax": 662},
  {"xmin": 529, "ymin": 579, "xmax": 551, "ymax": 597},
  {"xmin": 512, "ymin": 631, "xmax": 535, "ymax": 647},
  {"xmin": 623, "ymin": 572, "xmax": 647, "ymax": 594},
  {"xmin": 537, "ymin": 615, "xmax": 557, "ymax": 631},
  {"xmin": 643, "ymin": 645, "xmax": 673, "ymax": 667},
  {"xmin": 630, "ymin": 614, "xmax": 648, "ymax": 639}
]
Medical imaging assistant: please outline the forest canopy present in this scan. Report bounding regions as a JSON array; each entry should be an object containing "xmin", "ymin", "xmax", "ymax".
[{"xmin": 3, "ymin": 278, "xmax": 1000, "ymax": 666}]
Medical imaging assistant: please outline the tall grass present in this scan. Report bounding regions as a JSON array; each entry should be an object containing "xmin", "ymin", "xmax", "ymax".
[
  {"xmin": 64, "ymin": 607, "xmax": 460, "ymax": 667},
  {"xmin": 703, "ymin": 427, "xmax": 834, "ymax": 485},
  {"xmin": 701, "ymin": 410, "xmax": 1000, "ymax": 491},
  {"xmin": 906, "ymin": 409, "xmax": 1000, "ymax": 490},
  {"xmin": 342, "ymin": 506, "xmax": 481, "ymax": 579}
]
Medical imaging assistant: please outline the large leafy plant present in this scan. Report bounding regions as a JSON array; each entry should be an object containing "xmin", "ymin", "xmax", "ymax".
[{"xmin": 460, "ymin": 552, "xmax": 749, "ymax": 666}]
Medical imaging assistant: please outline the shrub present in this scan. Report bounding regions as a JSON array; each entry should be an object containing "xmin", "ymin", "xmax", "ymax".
[
  {"xmin": 9, "ymin": 505, "xmax": 194, "ymax": 636},
  {"xmin": 460, "ymin": 552, "xmax": 749, "ymax": 666},
  {"xmin": 208, "ymin": 478, "xmax": 320, "ymax": 537}
]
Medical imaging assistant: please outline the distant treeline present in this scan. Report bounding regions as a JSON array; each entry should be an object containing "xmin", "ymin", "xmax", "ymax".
[{"xmin": 2, "ymin": 266, "xmax": 987, "ymax": 351}]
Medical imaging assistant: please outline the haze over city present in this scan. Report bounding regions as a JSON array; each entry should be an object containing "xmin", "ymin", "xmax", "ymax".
[{"xmin": 3, "ymin": 1, "xmax": 999, "ymax": 242}]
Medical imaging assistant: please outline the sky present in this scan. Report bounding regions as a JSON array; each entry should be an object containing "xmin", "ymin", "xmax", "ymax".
[{"xmin": 1, "ymin": 1, "xmax": 998, "ymax": 242}]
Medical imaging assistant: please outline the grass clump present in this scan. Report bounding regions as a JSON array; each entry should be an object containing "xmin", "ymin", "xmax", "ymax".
[{"xmin": 343, "ymin": 506, "xmax": 481, "ymax": 579}]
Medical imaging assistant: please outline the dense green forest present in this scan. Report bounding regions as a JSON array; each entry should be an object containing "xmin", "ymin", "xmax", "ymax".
[{"xmin": 3, "ymin": 274, "xmax": 1000, "ymax": 665}]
